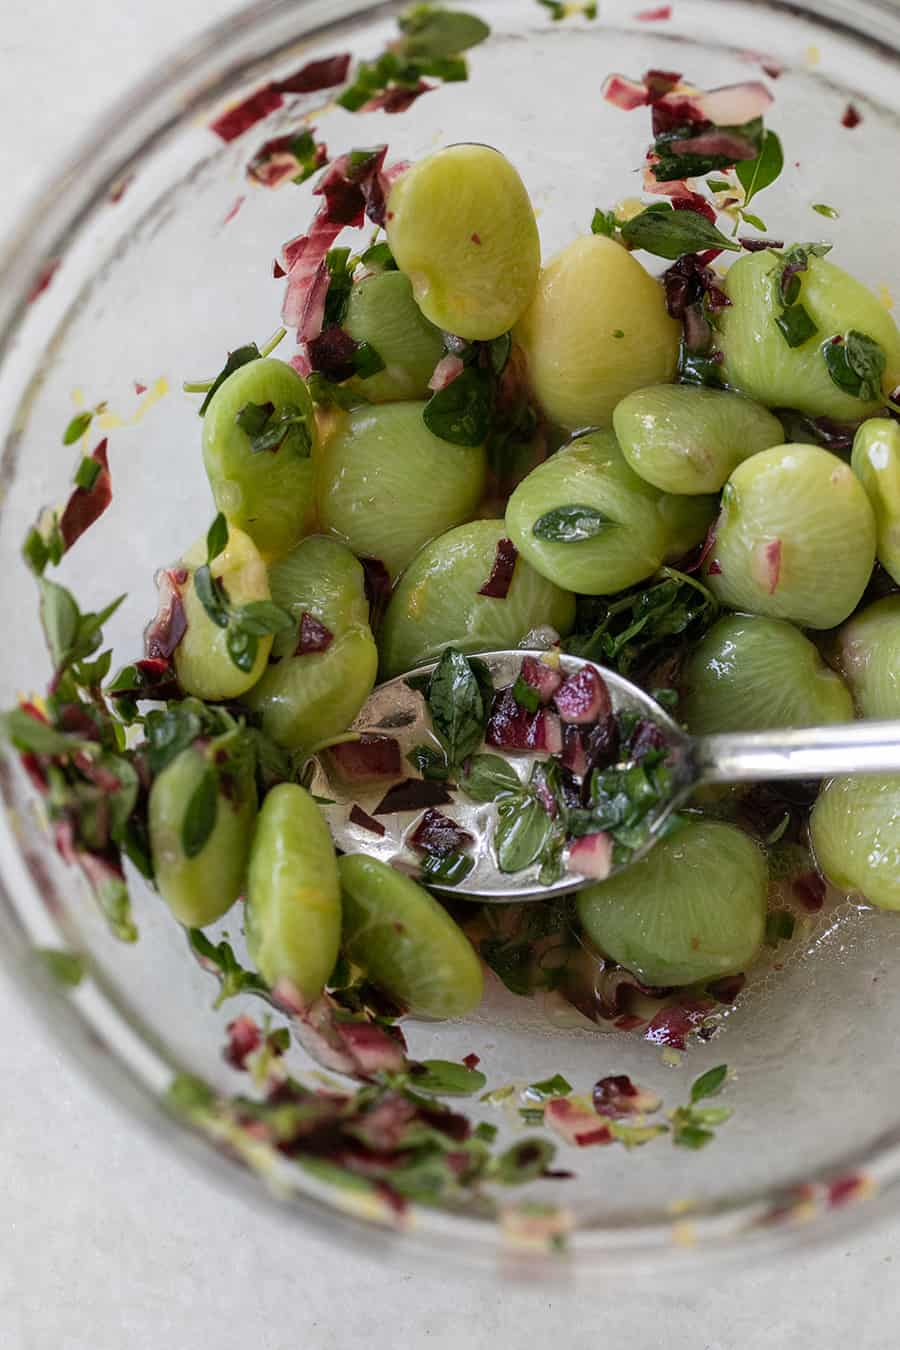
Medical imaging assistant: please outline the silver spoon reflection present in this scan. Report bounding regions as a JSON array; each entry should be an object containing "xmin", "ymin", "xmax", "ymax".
[{"xmin": 307, "ymin": 649, "xmax": 900, "ymax": 903}]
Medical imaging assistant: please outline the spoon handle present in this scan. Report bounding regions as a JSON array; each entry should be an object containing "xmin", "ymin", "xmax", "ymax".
[{"xmin": 693, "ymin": 721, "xmax": 900, "ymax": 786}]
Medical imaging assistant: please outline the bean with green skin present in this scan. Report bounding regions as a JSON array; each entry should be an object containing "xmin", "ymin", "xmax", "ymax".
[
  {"xmin": 851, "ymin": 419, "xmax": 900, "ymax": 584},
  {"xmin": 613, "ymin": 385, "xmax": 784, "ymax": 495},
  {"xmin": 717, "ymin": 250, "xmax": 900, "ymax": 419},
  {"xmin": 243, "ymin": 536, "xmax": 378, "ymax": 754},
  {"xmin": 316, "ymin": 402, "xmax": 486, "ymax": 578},
  {"xmin": 658, "ymin": 492, "xmax": 718, "ymax": 563},
  {"xmin": 266, "ymin": 534, "xmax": 370, "ymax": 660},
  {"xmin": 149, "ymin": 744, "xmax": 256, "ymax": 928},
  {"xmin": 174, "ymin": 525, "xmax": 272, "ymax": 700},
  {"xmin": 378, "ymin": 518, "xmax": 575, "ymax": 678},
  {"xmin": 202, "ymin": 358, "xmax": 317, "ymax": 560},
  {"xmin": 343, "ymin": 271, "xmax": 445, "ymax": 403},
  {"xmin": 811, "ymin": 775, "xmax": 900, "ymax": 911},
  {"xmin": 703, "ymin": 444, "xmax": 876, "ymax": 629},
  {"xmin": 385, "ymin": 144, "xmax": 540, "ymax": 341},
  {"xmin": 837, "ymin": 596, "xmax": 900, "ymax": 719},
  {"xmin": 245, "ymin": 784, "xmax": 341, "ymax": 1002},
  {"xmin": 338, "ymin": 855, "xmax": 483, "ymax": 1018},
  {"xmin": 505, "ymin": 430, "xmax": 668, "ymax": 594},
  {"xmin": 577, "ymin": 819, "xmax": 767, "ymax": 987},
  {"xmin": 681, "ymin": 614, "xmax": 854, "ymax": 736},
  {"xmin": 515, "ymin": 234, "xmax": 680, "ymax": 430}
]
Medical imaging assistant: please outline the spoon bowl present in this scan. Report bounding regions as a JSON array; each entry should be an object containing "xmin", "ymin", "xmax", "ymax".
[
  {"xmin": 309, "ymin": 648, "xmax": 900, "ymax": 903},
  {"xmin": 308, "ymin": 649, "xmax": 685, "ymax": 901}
]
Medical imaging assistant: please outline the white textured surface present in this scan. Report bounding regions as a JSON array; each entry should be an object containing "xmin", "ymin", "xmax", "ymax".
[{"xmin": 1, "ymin": 2, "xmax": 900, "ymax": 1346}]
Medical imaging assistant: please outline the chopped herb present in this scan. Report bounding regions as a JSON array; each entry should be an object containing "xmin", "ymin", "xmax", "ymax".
[
  {"xmin": 226, "ymin": 625, "xmax": 258, "ymax": 673},
  {"xmin": 338, "ymin": 6, "xmax": 489, "ymax": 112},
  {"xmin": 406, "ymin": 744, "xmax": 450, "ymax": 781},
  {"xmin": 180, "ymin": 763, "xmax": 219, "ymax": 858},
  {"xmin": 524, "ymin": 1073, "xmax": 572, "ymax": 1101},
  {"xmin": 410, "ymin": 1059, "xmax": 487, "ymax": 1096},
  {"xmin": 690, "ymin": 1064, "xmax": 728, "ymax": 1102},
  {"xmin": 36, "ymin": 947, "xmax": 85, "ymax": 987},
  {"xmin": 519, "ymin": 1107, "xmax": 546, "ymax": 1126},
  {"xmin": 457, "ymin": 753, "xmax": 521, "ymax": 802},
  {"xmin": 823, "ymin": 330, "xmax": 886, "ymax": 403},
  {"xmin": 735, "ymin": 129, "xmax": 784, "ymax": 209},
  {"xmin": 206, "ymin": 512, "xmax": 229, "ymax": 564},
  {"xmin": 424, "ymin": 647, "xmax": 489, "ymax": 768},
  {"xmin": 419, "ymin": 849, "xmax": 475, "ymax": 885},
  {"xmin": 493, "ymin": 1137, "xmax": 556, "ymax": 1182},
  {"xmin": 532, "ymin": 504, "xmax": 612, "ymax": 543},
  {"xmin": 399, "ymin": 5, "xmax": 490, "ymax": 58},
  {"xmin": 495, "ymin": 793, "xmax": 553, "ymax": 873},
  {"xmin": 235, "ymin": 400, "xmax": 313, "ymax": 456},
  {"xmin": 73, "ymin": 456, "xmax": 102, "ymax": 491},
  {"xmin": 188, "ymin": 929, "xmax": 268, "ymax": 1007},
  {"xmin": 612, "ymin": 329, "xmax": 625, "ymax": 339},
  {"xmin": 670, "ymin": 1064, "xmax": 732, "ymax": 1149},
  {"xmin": 423, "ymin": 365, "xmax": 494, "ymax": 446},
  {"xmin": 565, "ymin": 567, "xmax": 718, "ymax": 678},
  {"xmin": 351, "ymin": 341, "xmax": 386, "ymax": 379},
  {"xmin": 306, "ymin": 373, "xmax": 363, "ymax": 410},
  {"xmin": 474, "ymin": 1121, "xmax": 498, "ymax": 1143},
  {"xmin": 193, "ymin": 564, "xmax": 230, "ymax": 628},
  {"xmin": 812, "ymin": 202, "xmax": 840, "ymax": 219},
  {"xmin": 359, "ymin": 240, "xmax": 397, "ymax": 271},
  {"xmin": 591, "ymin": 207, "xmax": 618, "ymax": 237},
  {"xmin": 653, "ymin": 116, "xmax": 764, "ymax": 183},
  {"xmin": 321, "ymin": 247, "xmax": 355, "ymax": 330},
  {"xmin": 63, "ymin": 411, "xmax": 95, "ymax": 445},
  {"xmin": 196, "ymin": 343, "xmax": 261, "ymax": 416},
  {"xmin": 620, "ymin": 204, "xmax": 741, "ymax": 260},
  {"xmin": 765, "ymin": 909, "xmax": 796, "ymax": 947},
  {"xmin": 512, "ymin": 673, "xmax": 541, "ymax": 713},
  {"xmin": 740, "ymin": 211, "xmax": 767, "ymax": 232},
  {"xmin": 775, "ymin": 304, "xmax": 818, "ymax": 347}
]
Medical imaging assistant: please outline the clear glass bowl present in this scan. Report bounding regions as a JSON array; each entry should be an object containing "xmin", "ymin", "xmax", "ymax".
[{"xmin": 1, "ymin": 0, "xmax": 900, "ymax": 1275}]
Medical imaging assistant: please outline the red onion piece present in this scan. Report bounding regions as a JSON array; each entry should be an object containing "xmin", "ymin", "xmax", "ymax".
[
  {"xmin": 545, "ymin": 1097, "xmax": 613, "ymax": 1147},
  {"xmin": 225, "ymin": 1014, "xmax": 262, "ymax": 1069},
  {"xmin": 841, "ymin": 103, "xmax": 862, "ymax": 129},
  {"xmin": 477, "ymin": 538, "xmax": 518, "ymax": 599},
  {"xmin": 329, "ymin": 735, "xmax": 403, "ymax": 782},
  {"xmin": 409, "ymin": 808, "xmax": 473, "ymax": 856},
  {"xmin": 643, "ymin": 999, "xmax": 713, "ymax": 1049},
  {"xmin": 349, "ymin": 804, "xmax": 386, "ymax": 837},
  {"xmin": 554, "ymin": 666, "xmax": 612, "ymax": 725},
  {"xmin": 144, "ymin": 568, "xmax": 188, "ymax": 661},
  {"xmin": 635, "ymin": 4, "xmax": 672, "ymax": 18},
  {"xmin": 59, "ymin": 438, "xmax": 113, "ymax": 551},
  {"xmin": 568, "ymin": 832, "xmax": 613, "ymax": 880},
  {"xmin": 601, "ymin": 72, "xmax": 651, "ymax": 110},
  {"xmin": 428, "ymin": 353, "xmax": 465, "ymax": 392},
  {"xmin": 592, "ymin": 1074, "xmax": 661, "ymax": 1118},
  {"xmin": 374, "ymin": 779, "xmax": 454, "ymax": 814},
  {"xmin": 520, "ymin": 656, "xmax": 563, "ymax": 705},
  {"xmin": 361, "ymin": 81, "xmax": 433, "ymax": 113}
]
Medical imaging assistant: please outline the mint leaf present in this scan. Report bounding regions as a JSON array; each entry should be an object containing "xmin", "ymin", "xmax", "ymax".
[
  {"xmin": 533, "ymin": 503, "xmax": 612, "ymax": 543},
  {"xmin": 824, "ymin": 330, "xmax": 886, "ymax": 402},
  {"xmin": 423, "ymin": 366, "xmax": 493, "ymax": 446},
  {"xmin": 181, "ymin": 764, "xmax": 218, "ymax": 858},
  {"xmin": 425, "ymin": 647, "xmax": 488, "ymax": 767},
  {"xmin": 457, "ymin": 753, "xmax": 521, "ymax": 803},
  {"xmin": 197, "ymin": 343, "xmax": 260, "ymax": 416},
  {"xmin": 63, "ymin": 411, "xmax": 94, "ymax": 445},
  {"xmin": 690, "ymin": 1064, "xmax": 728, "ymax": 1103},
  {"xmin": 735, "ymin": 129, "xmax": 783, "ymax": 208},
  {"xmin": 206, "ymin": 512, "xmax": 229, "ymax": 563},
  {"xmin": 620, "ymin": 203, "xmax": 741, "ymax": 260},
  {"xmin": 411, "ymin": 1059, "xmax": 487, "ymax": 1096},
  {"xmin": 495, "ymin": 793, "xmax": 553, "ymax": 873}
]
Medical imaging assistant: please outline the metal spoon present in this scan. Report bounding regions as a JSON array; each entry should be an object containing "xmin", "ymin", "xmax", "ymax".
[{"xmin": 307, "ymin": 649, "xmax": 900, "ymax": 903}]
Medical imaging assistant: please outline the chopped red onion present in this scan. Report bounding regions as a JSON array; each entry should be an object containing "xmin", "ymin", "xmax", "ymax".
[
  {"xmin": 362, "ymin": 80, "xmax": 434, "ymax": 113},
  {"xmin": 307, "ymin": 324, "xmax": 358, "ymax": 381},
  {"xmin": 144, "ymin": 568, "xmax": 188, "ymax": 661},
  {"xmin": 329, "ymin": 735, "xmax": 403, "ymax": 782},
  {"xmin": 592, "ymin": 1074, "xmax": 661, "ymax": 1118},
  {"xmin": 792, "ymin": 870, "xmax": 826, "ymax": 912},
  {"xmin": 59, "ymin": 438, "xmax": 113, "ymax": 551},
  {"xmin": 635, "ymin": 4, "xmax": 672, "ymax": 18},
  {"xmin": 520, "ymin": 656, "xmax": 563, "ymax": 705},
  {"xmin": 409, "ymin": 808, "xmax": 473, "ymax": 856},
  {"xmin": 554, "ymin": 666, "xmax": 612, "ymax": 725},
  {"xmin": 225, "ymin": 1014, "xmax": 262, "ymax": 1069},
  {"xmin": 349, "ymin": 804, "xmax": 386, "ymax": 837},
  {"xmin": 360, "ymin": 556, "xmax": 392, "ymax": 629},
  {"xmin": 296, "ymin": 611, "xmax": 334, "ymax": 654},
  {"xmin": 568, "ymin": 832, "xmax": 613, "ymax": 880},
  {"xmin": 643, "ymin": 999, "xmax": 713, "ymax": 1049},
  {"xmin": 275, "ymin": 53, "xmax": 351, "ymax": 94},
  {"xmin": 545, "ymin": 1097, "xmax": 613, "ymax": 1147},
  {"xmin": 210, "ymin": 86, "xmax": 284, "ymax": 143},
  {"xmin": 428, "ymin": 353, "xmax": 465, "ymax": 392},
  {"xmin": 841, "ymin": 103, "xmax": 862, "ymax": 129},
  {"xmin": 374, "ymin": 778, "xmax": 454, "ymax": 814},
  {"xmin": 478, "ymin": 538, "xmax": 518, "ymax": 599},
  {"xmin": 601, "ymin": 72, "xmax": 652, "ymax": 110},
  {"xmin": 561, "ymin": 724, "xmax": 589, "ymax": 778}
]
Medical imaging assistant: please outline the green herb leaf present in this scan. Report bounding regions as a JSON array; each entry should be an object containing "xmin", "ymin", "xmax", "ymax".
[
  {"xmin": 735, "ymin": 129, "xmax": 784, "ymax": 208},
  {"xmin": 193, "ymin": 565, "xmax": 230, "ymax": 628},
  {"xmin": 36, "ymin": 947, "xmax": 84, "ymax": 987},
  {"xmin": 532, "ymin": 503, "xmax": 612, "ymax": 543},
  {"xmin": 775, "ymin": 304, "xmax": 818, "ymax": 348},
  {"xmin": 306, "ymin": 373, "xmax": 364, "ymax": 410},
  {"xmin": 673, "ymin": 1122, "xmax": 715, "ymax": 1150},
  {"xmin": 458, "ymin": 753, "xmax": 522, "ymax": 802},
  {"xmin": 411, "ymin": 1059, "xmax": 487, "ymax": 1096},
  {"xmin": 322, "ymin": 247, "xmax": 355, "ymax": 328},
  {"xmin": 352, "ymin": 341, "xmax": 386, "ymax": 379},
  {"xmin": 765, "ymin": 909, "xmax": 796, "ymax": 947},
  {"xmin": 398, "ymin": 6, "xmax": 490, "ymax": 59},
  {"xmin": 181, "ymin": 764, "xmax": 218, "ymax": 858},
  {"xmin": 812, "ymin": 202, "xmax": 840, "ymax": 219},
  {"xmin": 512, "ymin": 673, "xmax": 540, "ymax": 713},
  {"xmin": 620, "ymin": 204, "xmax": 741, "ymax": 260},
  {"xmin": 493, "ymin": 1137, "xmax": 555, "ymax": 1183},
  {"xmin": 73, "ymin": 456, "xmax": 102, "ymax": 491},
  {"xmin": 422, "ymin": 366, "xmax": 494, "ymax": 446},
  {"xmin": 0, "ymin": 707, "xmax": 87, "ymax": 756},
  {"xmin": 653, "ymin": 116, "xmax": 764, "ymax": 182},
  {"xmin": 287, "ymin": 129, "xmax": 325, "ymax": 184},
  {"xmin": 495, "ymin": 793, "xmax": 553, "ymax": 873},
  {"xmin": 197, "ymin": 343, "xmax": 260, "ymax": 416},
  {"xmin": 823, "ymin": 330, "xmax": 886, "ymax": 402},
  {"xmin": 233, "ymin": 600, "xmax": 294, "ymax": 637},
  {"xmin": 63, "ymin": 410, "xmax": 94, "ymax": 445},
  {"xmin": 690, "ymin": 1064, "xmax": 728, "ymax": 1103},
  {"xmin": 524, "ymin": 1073, "xmax": 572, "ymax": 1100},
  {"xmin": 740, "ymin": 210, "xmax": 767, "ymax": 232},
  {"xmin": 188, "ymin": 929, "xmax": 268, "ymax": 1007},
  {"xmin": 226, "ymin": 625, "xmax": 259, "ymax": 673},
  {"xmin": 144, "ymin": 705, "xmax": 205, "ymax": 775},
  {"xmin": 591, "ymin": 207, "xmax": 618, "ymax": 237},
  {"xmin": 426, "ymin": 647, "xmax": 488, "ymax": 767},
  {"xmin": 474, "ymin": 1121, "xmax": 498, "ymax": 1143},
  {"xmin": 359, "ymin": 241, "xmax": 396, "ymax": 271},
  {"xmin": 206, "ymin": 512, "xmax": 229, "ymax": 563},
  {"xmin": 37, "ymin": 576, "xmax": 80, "ymax": 670},
  {"xmin": 419, "ymin": 849, "xmax": 475, "ymax": 885},
  {"xmin": 406, "ymin": 744, "xmax": 450, "ymax": 781},
  {"xmin": 487, "ymin": 332, "xmax": 512, "ymax": 377},
  {"xmin": 236, "ymin": 400, "xmax": 312, "ymax": 456}
]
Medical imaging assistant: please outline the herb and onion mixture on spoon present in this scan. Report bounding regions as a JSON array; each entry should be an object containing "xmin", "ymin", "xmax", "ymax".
[{"xmin": 8, "ymin": 8, "xmax": 900, "ymax": 1220}]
